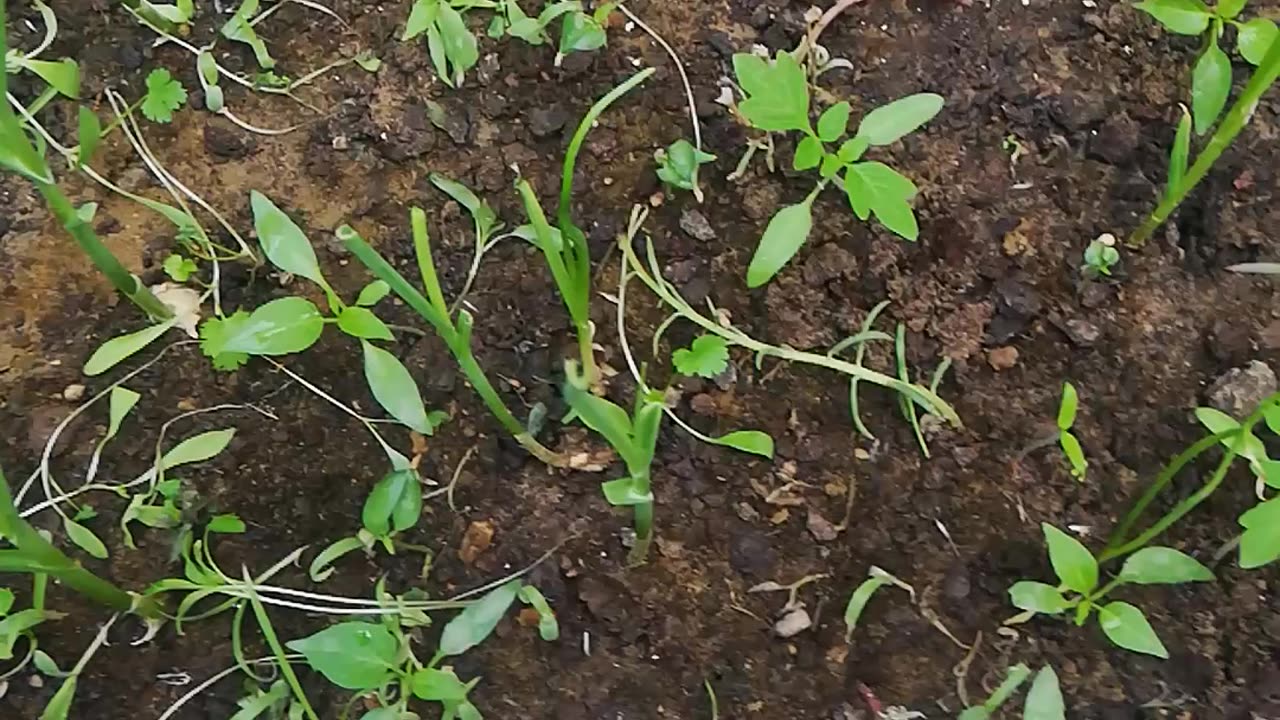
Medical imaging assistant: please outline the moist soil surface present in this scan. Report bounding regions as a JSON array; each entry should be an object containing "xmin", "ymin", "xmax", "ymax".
[{"xmin": 2, "ymin": 0, "xmax": 1280, "ymax": 718}]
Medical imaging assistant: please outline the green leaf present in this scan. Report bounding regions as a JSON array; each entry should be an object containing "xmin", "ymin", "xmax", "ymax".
[
  {"xmin": 309, "ymin": 536, "xmax": 367, "ymax": 582},
  {"xmin": 746, "ymin": 198, "xmax": 814, "ymax": 288},
  {"xmin": 1195, "ymin": 407, "xmax": 1268, "ymax": 461},
  {"xmin": 1097, "ymin": 601, "xmax": 1169, "ymax": 658},
  {"xmin": 1191, "ymin": 39, "xmax": 1232, "ymax": 134},
  {"xmin": 793, "ymin": 136, "xmax": 823, "ymax": 171},
  {"xmin": 363, "ymin": 469, "xmax": 421, "ymax": 537},
  {"xmin": 250, "ymin": 191, "xmax": 328, "ymax": 287},
  {"xmin": 733, "ymin": 52, "xmax": 811, "ymax": 132},
  {"xmin": 703, "ymin": 430, "xmax": 775, "ymax": 458},
  {"xmin": 438, "ymin": 580, "xmax": 521, "ymax": 657},
  {"xmin": 601, "ymin": 477, "xmax": 653, "ymax": 506},
  {"xmin": 23, "ymin": 59, "xmax": 79, "ymax": 98},
  {"xmin": 1135, "ymin": 0, "xmax": 1213, "ymax": 34},
  {"xmin": 355, "ymin": 280, "xmax": 391, "ymax": 307},
  {"xmin": 1167, "ymin": 106, "xmax": 1192, "ymax": 201},
  {"xmin": 285, "ymin": 622, "xmax": 398, "ymax": 690},
  {"xmin": 817, "ymin": 102, "xmax": 851, "ymax": 142},
  {"xmin": 362, "ymin": 342, "xmax": 437, "ymax": 435},
  {"xmin": 844, "ymin": 162, "xmax": 920, "ymax": 240},
  {"xmin": 76, "ymin": 106, "xmax": 100, "ymax": 168},
  {"xmin": 1008, "ymin": 581, "xmax": 1071, "ymax": 614},
  {"xmin": 354, "ymin": 51, "xmax": 382, "ymax": 73},
  {"xmin": 32, "ymin": 650, "xmax": 62, "ymax": 676},
  {"xmin": 208, "ymin": 514, "xmax": 246, "ymax": 534},
  {"xmin": 517, "ymin": 585, "xmax": 559, "ymax": 641},
  {"xmin": 855, "ymin": 93, "xmax": 944, "ymax": 146},
  {"xmin": 1265, "ymin": 402, "xmax": 1280, "ymax": 435},
  {"xmin": 1216, "ymin": 0, "xmax": 1246, "ymax": 19},
  {"xmin": 163, "ymin": 254, "xmax": 198, "ymax": 282},
  {"xmin": 1119, "ymin": 546, "xmax": 1213, "ymax": 584},
  {"xmin": 819, "ymin": 152, "xmax": 843, "ymax": 180},
  {"xmin": 673, "ymin": 335, "xmax": 729, "ymax": 378},
  {"xmin": 438, "ymin": 3, "xmax": 480, "ymax": 84},
  {"xmin": 412, "ymin": 668, "xmax": 470, "ymax": 701},
  {"xmin": 838, "ymin": 136, "xmax": 869, "ymax": 163},
  {"xmin": 1239, "ymin": 18, "xmax": 1278, "ymax": 65},
  {"xmin": 84, "ymin": 320, "xmax": 177, "ymax": 376},
  {"xmin": 403, "ymin": 0, "xmax": 438, "ymax": 40},
  {"xmin": 563, "ymin": 375, "xmax": 640, "ymax": 469},
  {"xmin": 63, "ymin": 517, "xmax": 108, "ymax": 559},
  {"xmin": 221, "ymin": 9, "xmax": 275, "ymax": 70},
  {"xmin": 39, "ymin": 676, "xmax": 76, "ymax": 720},
  {"xmin": 558, "ymin": 10, "xmax": 607, "ymax": 57},
  {"xmin": 655, "ymin": 139, "xmax": 716, "ymax": 192},
  {"xmin": 0, "ymin": 588, "xmax": 13, "ymax": 616},
  {"xmin": 213, "ymin": 297, "xmax": 326, "ymax": 356},
  {"xmin": 1057, "ymin": 383, "xmax": 1078, "ymax": 430},
  {"xmin": 161, "ymin": 428, "xmax": 236, "ymax": 470},
  {"xmin": 141, "ymin": 68, "xmax": 187, "ymax": 123},
  {"xmin": 1041, "ymin": 524, "xmax": 1098, "ymax": 593},
  {"xmin": 1239, "ymin": 497, "xmax": 1280, "ymax": 568},
  {"xmin": 338, "ymin": 307, "xmax": 394, "ymax": 341},
  {"xmin": 843, "ymin": 574, "xmax": 891, "ymax": 642},
  {"xmin": 0, "ymin": 610, "xmax": 49, "ymax": 660},
  {"xmin": 1059, "ymin": 431, "xmax": 1087, "ymax": 479},
  {"xmin": 198, "ymin": 312, "xmax": 250, "ymax": 371},
  {"xmin": 1023, "ymin": 666, "xmax": 1065, "ymax": 720}
]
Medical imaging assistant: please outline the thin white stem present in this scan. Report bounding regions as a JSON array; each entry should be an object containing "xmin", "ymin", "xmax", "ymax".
[{"xmin": 156, "ymin": 656, "xmax": 304, "ymax": 720}]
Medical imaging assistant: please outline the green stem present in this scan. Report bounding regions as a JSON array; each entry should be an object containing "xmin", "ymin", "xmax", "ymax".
[
  {"xmin": 339, "ymin": 225, "xmax": 568, "ymax": 468},
  {"xmin": 1129, "ymin": 38, "xmax": 1280, "ymax": 246}
]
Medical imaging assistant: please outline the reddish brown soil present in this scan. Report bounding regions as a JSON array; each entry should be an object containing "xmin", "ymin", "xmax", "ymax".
[{"xmin": 3, "ymin": 0, "xmax": 1280, "ymax": 718}]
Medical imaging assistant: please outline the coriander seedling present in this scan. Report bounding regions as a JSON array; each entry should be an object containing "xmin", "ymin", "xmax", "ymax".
[
  {"xmin": 1081, "ymin": 233, "xmax": 1120, "ymax": 278},
  {"xmin": 655, "ymin": 138, "xmax": 716, "ymax": 201},
  {"xmin": 1057, "ymin": 382, "xmax": 1087, "ymax": 480},
  {"xmin": 732, "ymin": 50, "xmax": 943, "ymax": 286}
]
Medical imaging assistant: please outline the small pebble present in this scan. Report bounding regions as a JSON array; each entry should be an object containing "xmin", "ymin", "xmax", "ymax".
[
  {"xmin": 62, "ymin": 384, "xmax": 86, "ymax": 402},
  {"xmin": 773, "ymin": 608, "xmax": 812, "ymax": 638},
  {"xmin": 987, "ymin": 346, "xmax": 1019, "ymax": 371}
]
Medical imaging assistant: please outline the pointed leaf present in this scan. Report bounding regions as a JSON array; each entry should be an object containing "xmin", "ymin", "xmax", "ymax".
[
  {"xmin": 285, "ymin": 622, "xmax": 398, "ymax": 690},
  {"xmin": 1239, "ymin": 497, "xmax": 1280, "ymax": 568},
  {"xmin": 817, "ymin": 102, "xmax": 851, "ymax": 142},
  {"xmin": 338, "ymin": 307, "xmax": 394, "ymax": 341},
  {"xmin": 1134, "ymin": 0, "xmax": 1213, "ymax": 34},
  {"xmin": 39, "ymin": 676, "xmax": 76, "ymax": 720},
  {"xmin": 1042, "ymin": 523, "xmax": 1098, "ymax": 593},
  {"xmin": 363, "ymin": 468, "xmax": 415, "ymax": 537},
  {"xmin": 207, "ymin": 514, "xmax": 246, "ymax": 534},
  {"xmin": 1119, "ymin": 546, "xmax": 1213, "ymax": 584},
  {"xmin": 746, "ymin": 199, "xmax": 814, "ymax": 288},
  {"xmin": 1057, "ymin": 382, "xmax": 1078, "ymax": 430},
  {"xmin": 76, "ymin": 107, "xmax": 100, "ymax": 168},
  {"xmin": 1166, "ymin": 106, "xmax": 1191, "ymax": 200},
  {"xmin": 412, "ymin": 668, "xmax": 470, "ymax": 701},
  {"xmin": 251, "ymin": 191, "xmax": 328, "ymax": 287},
  {"xmin": 403, "ymin": 0, "xmax": 438, "ymax": 41},
  {"xmin": 24, "ymin": 59, "xmax": 79, "ymax": 98},
  {"xmin": 84, "ymin": 320, "xmax": 177, "ymax": 376},
  {"xmin": 793, "ymin": 136, "xmax": 823, "ymax": 171},
  {"xmin": 105, "ymin": 386, "xmax": 141, "ymax": 441},
  {"xmin": 1191, "ymin": 40, "xmax": 1232, "ymax": 134},
  {"xmin": 355, "ymin": 280, "xmax": 391, "ymax": 307},
  {"xmin": 1008, "ymin": 581, "xmax": 1071, "ymax": 614},
  {"xmin": 1239, "ymin": 18, "xmax": 1278, "ymax": 65},
  {"xmin": 1097, "ymin": 601, "xmax": 1168, "ymax": 658},
  {"xmin": 855, "ymin": 93, "xmax": 944, "ymax": 145},
  {"xmin": 161, "ymin": 429, "xmax": 236, "ymax": 470},
  {"xmin": 438, "ymin": 580, "xmax": 521, "ymax": 657},
  {"xmin": 362, "ymin": 342, "xmax": 436, "ymax": 434},
  {"xmin": 309, "ymin": 536, "xmax": 367, "ymax": 583},
  {"xmin": 0, "ymin": 588, "xmax": 14, "ymax": 616},
  {"xmin": 563, "ymin": 377, "xmax": 640, "ymax": 468},
  {"xmin": 217, "ymin": 297, "xmax": 325, "ymax": 356},
  {"xmin": 63, "ymin": 518, "xmax": 108, "ymax": 559},
  {"xmin": 1023, "ymin": 666, "xmax": 1065, "ymax": 720},
  {"xmin": 705, "ymin": 430, "xmax": 774, "ymax": 458}
]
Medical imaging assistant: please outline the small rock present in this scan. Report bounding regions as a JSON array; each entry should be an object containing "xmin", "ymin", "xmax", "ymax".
[
  {"xmin": 1087, "ymin": 112, "xmax": 1139, "ymax": 165},
  {"xmin": 332, "ymin": 135, "xmax": 350, "ymax": 150},
  {"xmin": 987, "ymin": 346, "xmax": 1019, "ymax": 371},
  {"xmin": 773, "ymin": 608, "xmax": 812, "ymax": 638},
  {"xmin": 729, "ymin": 530, "xmax": 777, "ymax": 578},
  {"xmin": 689, "ymin": 393, "xmax": 717, "ymax": 416},
  {"xmin": 679, "ymin": 209, "xmax": 716, "ymax": 241},
  {"xmin": 62, "ymin": 384, "xmax": 86, "ymax": 402},
  {"xmin": 1062, "ymin": 317, "xmax": 1101, "ymax": 347},
  {"xmin": 806, "ymin": 510, "xmax": 839, "ymax": 542},
  {"xmin": 1207, "ymin": 361, "xmax": 1277, "ymax": 419},
  {"xmin": 458, "ymin": 520, "xmax": 495, "ymax": 565},
  {"xmin": 528, "ymin": 105, "xmax": 570, "ymax": 138},
  {"xmin": 204, "ymin": 123, "xmax": 257, "ymax": 161}
]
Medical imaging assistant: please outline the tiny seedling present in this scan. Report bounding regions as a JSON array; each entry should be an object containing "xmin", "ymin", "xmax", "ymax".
[
  {"xmin": 1130, "ymin": 8, "xmax": 1280, "ymax": 246},
  {"xmin": 1135, "ymin": 0, "xmax": 1276, "ymax": 133},
  {"xmin": 672, "ymin": 335, "xmax": 729, "ymax": 379},
  {"xmin": 959, "ymin": 664, "xmax": 1066, "ymax": 720},
  {"xmin": 1008, "ymin": 523, "xmax": 1214, "ymax": 658},
  {"xmin": 562, "ymin": 361, "xmax": 666, "ymax": 565},
  {"xmin": 430, "ymin": 172, "xmax": 504, "ymax": 310},
  {"xmin": 655, "ymin": 138, "xmax": 716, "ymax": 201},
  {"xmin": 731, "ymin": 49, "xmax": 942, "ymax": 286},
  {"xmin": 1081, "ymin": 233, "xmax": 1120, "ymax": 278},
  {"xmin": 1057, "ymin": 382, "xmax": 1087, "ymax": 480},
  {"xmin": 140, "ymin": 68, "xmax": 188, "ymax": 123},
  {"xmin": 516, "ymin": 67, "xmax": 654, "ymax": 386},
  {"xmin": 842, "ymin": 565, "xmax": 914, "ymax": 643}
]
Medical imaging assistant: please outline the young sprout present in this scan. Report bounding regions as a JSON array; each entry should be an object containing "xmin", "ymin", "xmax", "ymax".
[
  {"xmin": 731, "ymin": 49, "xmax": 943, "ymax": 286},
  {"xmin": 655, "ymin": 138, "xmax": 716, "ymax": 201},
  {"xmin": 1081, "ymin": 233, "xmax": 1120, "ymax": 279},
  {"xmin": 1057, "ymin": 382, "xmax": 1087, "ymax": 480},
  {"xmin": 961, "ymin": 664, "xmax": 1069, "ymax": 720}
]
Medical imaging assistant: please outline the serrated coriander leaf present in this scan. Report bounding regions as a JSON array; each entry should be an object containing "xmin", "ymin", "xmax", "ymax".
[
  {"xmin": 1239, "ymin": 496, "xmax": 1280, "ymax": 568},
  {"xmin": 337, "ymin": 307, "xmax": 393, "ymax": 341},
  {"xmin": 1098, "ymin": 601, "xmax": 1169, "ymax": 658},
  {"xmin": 1134, "ymin": 0, "xmax": 1213, "ymax": 34},
  {"xmin": 213, "ymin": 297, "xmax": 325, "ymax": 356},
  {"xmin": 438, "ymin": 580, "xmax": 521, "ymax": 657},
  {"xmin": 160, "ymin": 428, "xmax": 235, "ymax": 470},
  {"xmin": 141, "ymin": 69, "xmax": 187, "ymax": 123},
  {"xmin": 855, "ymin": 93, "xmax": 944, "ymax": 146},
  {"xmin": 673, "ymin": 335, "xmax": 729, "ymax": 378},
  {"xmin": 362, "ymin": 342, "xmax": 436, "ymax": 434},
  {"xmin": 63, "ymin": 517, "xmax": 108, "ymax": 559},
  {"xmin": 1009, "ymin": 581, "xmax": 1071, "ymax": 614},
  {"xmin": 746, "ymin": 199, "xmax": 814, "ymax": 288},
  {"xmin": 1024, "ymin": 666, "xmax": 1066, "ymax": 720},
  {"xmin": 1119, "ymin": 546, "xmax": 1213, "ymax": 584},
  {"xmin": 733, "ymin": 52, "xmax": 811, "ymax": 132},
  {"xmin": 844, "ymin": 162, "xmax": 920, "ymax": 240},
  {"xmin": 1239, "ymin": 18, "xmax": 1278, "ymax": 65},
  {"xmin": 1191, "ymin": 39, "xmax": 1232, "ymax": 134},
  {"xmin": 817, "ymin": 102, "xmax": 851, "ymax": 142},
  {"xmin": 1057, "ymin": 382, "xmax": 1079, "ymax": 430},
  {"xmin": 84, "ymin": 320, "xmax": 177, "ymax": 376},
  {"xmin": 286, "ymin": 622, "xmax": 398, "ymax": 690},
  {"xmin": 198, "ymin": 311, "xmax": 251, "ymax": 371},
  {"xmin": 250, "ymin": 192, "xmax": 328, "ymax": 287},
  {"xmin": 1042, "ymin": 523, "xmax": 1098, "ymax": 593}
]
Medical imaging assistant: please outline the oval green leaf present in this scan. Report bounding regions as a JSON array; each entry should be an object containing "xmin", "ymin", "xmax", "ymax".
[
  {"xmin": 1119, "ymin": 546, "xmax": 1213, "ymax": 584},
  {"xmin": 84, "ymin": 320, "xmax": 177, "ymax": 376},
  {"xmin": 160, "ymin": 428, "xmax": 236, "ymax": 470},
  {"xmin": 793, "ymin": 136, "xmax": 823, "ymax": 171},
  {"xmin": 412, "ymin": 667, "xmax": 470, "ymax": 701},
  {"xmin": 438, "ymin": 580, "xmax": 521, "ymax": 657},
  {"xmin": 746, "ymin": 199, "xmax": 814, "ymax": 288},
  {"xmin": 1097, "ymin": 601, "xmax": 1168, "ymax": 658},
  {"xmin": 362, "ymin": 342, "xmax": 434, "ymax": 434},
  {"xmin": 250, "ymin": 191, "xmax": 328, "ymax": 287},
  {"xmin": 355, "ymin": 280, "xmax": 392, "ymax": 307},
  {"xmin": 856, "ymin": 93, "xmax": 944, "ymax": 146},
  {"xmin": 1191, "ymin": 40, "xmax": 1232, "ymax": 134},
  {"xmin": 1008, "ymin": 581, "xmax": 1070, "ymax": 615},
  {"xmin": 217, "ymin": 297, "xmax": 325, "ymax": 356},
  {"xmin": 1041, "ymin": 523, "xmax": 1098, "ymax": 594},
  {"xmin": 63, "ymin": 517, "xmax": 108, "ymax": 559},
  {"xmin": 1134, "ymin": 0, "xmax": 1212, "ymax": 34},
  {"xmin": 1023, "ymin": 666, "xmax": 1065, "ymax": 720},
  {"xmin": 709, "ymin": 430, "xmax": 775, "ymax": 458},
  {"xmin": 1057, "ymin": 382, "xmax": 1078, "ymax": 430},
  {"xmin": 817, "ymin": 102, "xmax": 851, "ymax": 142},
  {"xmin": 285, "ymin": 622, "xmax": 398, "ymax": 690},
  {"xmin": 1239, "ymin": 18, "xmax": 1278, "ymax": 65},
  {"xmin": 1238, "ymin": 496, "xmax": 1280, "ymax": 568},
  {"xmin": 338, "ymin": 307, "xmax": 393, "ymax": 341}
]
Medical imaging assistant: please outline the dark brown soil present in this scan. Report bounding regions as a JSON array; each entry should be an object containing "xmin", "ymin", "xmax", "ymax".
[{"xmin": 3, "ymin": 0, "xmax": 1280, "ymax": 718}]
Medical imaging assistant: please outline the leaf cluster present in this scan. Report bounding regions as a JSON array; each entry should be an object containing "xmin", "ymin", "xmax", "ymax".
[{"xmin": 1194, "ymin": 398, "xmax": 1280, "ymax": 567}]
